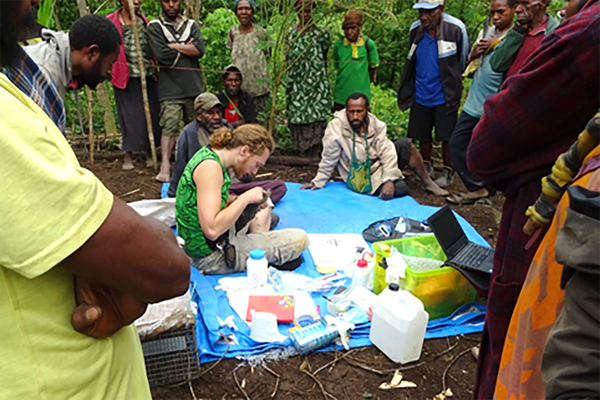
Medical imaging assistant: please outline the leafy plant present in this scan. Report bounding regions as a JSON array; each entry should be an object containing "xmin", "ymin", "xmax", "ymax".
[
  {"xmin": 37, "ymin": 0, "xmax": 55, "ymax": 29},
  {"xmin": 369, "ymin": 84, "xmax": 409, "ymax": 141},
  {"xmin": 201, "ymin": 8, "xmax": 236, "ymax": 92}
]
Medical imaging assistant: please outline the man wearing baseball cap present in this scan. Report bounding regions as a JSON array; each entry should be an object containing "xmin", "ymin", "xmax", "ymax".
[
  {"xmin": 168, "ymin": 93, "xmax": 287, "ymax": 210},
  {"xmin": 216, "ymin": 65, "xmax": 258, "ymax": 128},
  {"xmin": 397, "ymin": 0, "xmax": 469, "ymax": 189},
  {"xmin": 168, "ymin": 92, "xmax": 233, "ymax": 197}
]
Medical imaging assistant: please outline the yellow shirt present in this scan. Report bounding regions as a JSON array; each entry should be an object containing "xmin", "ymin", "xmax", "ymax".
[{"xmin": 0, "ymin": 74, "xmax": 151, "ymax": 400}]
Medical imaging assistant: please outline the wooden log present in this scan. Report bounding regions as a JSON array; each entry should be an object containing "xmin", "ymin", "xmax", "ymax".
[{"xmin": 266, "ymin": 155, "xmax": 319, "ymax": 166}]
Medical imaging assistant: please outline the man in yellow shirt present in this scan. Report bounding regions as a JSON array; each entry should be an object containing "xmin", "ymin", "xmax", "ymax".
[{"xmin": 0, "ymin": 1, "xmax": 191, "ymax": 398}]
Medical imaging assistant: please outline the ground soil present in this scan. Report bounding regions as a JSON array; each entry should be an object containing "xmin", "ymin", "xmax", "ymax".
[{"xmin": 83, "ymin": 149, "xmax": 504, "ymax": 400}]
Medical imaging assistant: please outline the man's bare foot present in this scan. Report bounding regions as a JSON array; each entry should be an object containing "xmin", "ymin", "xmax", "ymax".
[
  {"xmin": 446, "ymin": 188, "xmax": 491, "ymax": 205},
  {"xmin": 155, "ymin": 163, "xmax": 171, "ymax": 182},
  {"xmin": 424, "ymin": 181, "xmax": 449, "ymax": 196},
  {"xmin": 123, "ymin": 152, "xmax": 134, "ymax": 170},
  {"xmin": 463, "ymin": 188, "xmax": 489, "ymax": 200}
]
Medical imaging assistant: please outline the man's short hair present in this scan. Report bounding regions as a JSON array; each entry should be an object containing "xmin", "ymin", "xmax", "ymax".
[
  {"xmin": 69, "ymin": 15, "xmax": 121, "ymax": 56},
  {"xmin": 346, "ymin": 92, "xmax": 370, "ymax": 108}
]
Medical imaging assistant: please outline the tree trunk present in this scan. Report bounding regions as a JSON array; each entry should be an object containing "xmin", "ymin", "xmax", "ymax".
[{"xmin": 87, "ymin": 89, "xmax": 95, "ymax": 169}]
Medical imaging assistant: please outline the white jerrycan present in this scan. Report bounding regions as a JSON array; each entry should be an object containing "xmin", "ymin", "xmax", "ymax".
[{"xmin": 369, "ymin": 282, "xmax": 429, "ymax": 363}]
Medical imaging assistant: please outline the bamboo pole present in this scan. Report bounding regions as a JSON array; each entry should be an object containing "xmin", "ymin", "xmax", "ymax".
[
  {"xmin": 126, "ymin": 0, "xmax": 158, "ymax": 170},
  {"xmin": 87, "ymin": 89, "xmax": 95, "ymax": 168}
]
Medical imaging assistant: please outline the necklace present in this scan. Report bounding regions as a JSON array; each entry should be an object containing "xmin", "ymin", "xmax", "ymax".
[{"xmin": 220, "ymin": 149, "xmax": 227, "ymax": 170}]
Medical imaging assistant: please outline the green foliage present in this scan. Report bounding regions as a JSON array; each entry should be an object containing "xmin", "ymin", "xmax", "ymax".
[
  {"xmin": 38, "ymin": 0, "xmax": 55, "ymax": 29},
  {"xmin": 369, "ymin": 84, "xmax": 409, "ymax": 141},
  {"xmin": 64, "ymin": 86, "xmax": 119, "ymax": 137},
  {"xmin": 201, "ymin": 8, "xmax": 236, "ymax": 92},
  {"xmin": 51, "ymin": 0, "xmax": 506, "ymax": 148}
]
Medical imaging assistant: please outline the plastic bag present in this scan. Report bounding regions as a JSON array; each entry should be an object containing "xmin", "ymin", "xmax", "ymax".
[
  {"xmin": 267, "ymin": 267, "xmax": 346, "ymax": 293},
  {"xmin": 135, "ymin": 290, "xmax": 197, "ymax": 339}
]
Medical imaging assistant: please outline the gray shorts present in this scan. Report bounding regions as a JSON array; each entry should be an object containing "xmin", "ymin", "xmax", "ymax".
[{"xmin": 190, "ymin": 224, "xmax": 309, "ymax": 275}]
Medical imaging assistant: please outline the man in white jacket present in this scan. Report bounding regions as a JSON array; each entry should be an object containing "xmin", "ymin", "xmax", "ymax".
[
  {"xmin": 25, "ymin": 14, "xmax": 121, "ymax": 99},
  {"xmin": 302, "ymin": 92, "xmax": 448, "ymax": 198}
]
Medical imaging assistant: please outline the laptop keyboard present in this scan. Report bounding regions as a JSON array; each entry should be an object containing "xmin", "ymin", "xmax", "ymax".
[{"xmin": 454, "ymin": 242, "xmax": 493, "ymax": 267}]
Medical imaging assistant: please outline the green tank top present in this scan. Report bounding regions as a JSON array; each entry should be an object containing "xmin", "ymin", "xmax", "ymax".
[{"xmin": 175, "ymin": 147, "xmax": 231, "ymax": 258}]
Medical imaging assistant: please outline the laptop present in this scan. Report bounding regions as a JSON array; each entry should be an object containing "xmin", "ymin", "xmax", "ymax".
[{"xmin": 427, "ymin": 205, "xmax": 493, "ymax": 292}]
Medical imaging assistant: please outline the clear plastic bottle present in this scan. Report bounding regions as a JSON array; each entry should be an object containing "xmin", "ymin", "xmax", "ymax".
[{"xmin": 247, "ymin": 249, "xmax": 268, "ymax": 289}]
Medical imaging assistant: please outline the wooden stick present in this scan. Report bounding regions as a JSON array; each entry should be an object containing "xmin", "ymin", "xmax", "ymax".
[
  {"xmin": 87, "ymin": 88, "xmax": 94, "ymax": 168},
  {"xmin": 442, "ymin": 348, "xmax": 472, "ymax": 391},
  {"xmin": 262, "ymin": 364, "xmax": 280, "ymax": 399},
  {"xmin": 126, "ymin": 0, "xmax": 158, "ymax": 171},
  {"xmin": 301, "ymin": 369, "xmax": 338, "ymax": 400},
  {"xmin": 233, "ymin": 368, "xmax": 250, "ymax": 400}
]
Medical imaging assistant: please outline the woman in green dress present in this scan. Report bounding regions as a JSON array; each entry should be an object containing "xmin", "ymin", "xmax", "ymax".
[{"xmin": 286, "ymin": 0, "xmax": 331, "ymax": 158}]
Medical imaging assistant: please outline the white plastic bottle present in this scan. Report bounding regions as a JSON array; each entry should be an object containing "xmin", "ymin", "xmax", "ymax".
[
  {"xmin": 369, "ymin": 282, "xmax": 429, "ymax": 364},
  {"xmin": 247, "ymin": 249, "xmax": 268, "ymax": 289}
]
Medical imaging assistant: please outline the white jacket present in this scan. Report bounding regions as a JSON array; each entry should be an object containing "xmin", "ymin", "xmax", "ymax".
[
  {"xmin": 25, "ymin": 29, "xmax": 72, "ymax": 99},
  {"xmin": 312, "ymin": 111, "xmax": 403, "ymax": 195}
]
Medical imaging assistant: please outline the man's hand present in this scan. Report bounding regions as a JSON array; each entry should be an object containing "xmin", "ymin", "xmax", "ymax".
[
  {"xmin": 167, "ymin": 38, "xmax": 199, "ymax": 57},
  {"xmin": 378, "ymin": 180, "xmax": 395, "ymax": 200},
  {"xmin": 240, "ymin": 186, "xmax": 266, "ymax": 205},
  {"xmin": 523, "ymin": 217, "xmax": 542, "ymax": 236},
  {"xmin": 469, "ymin": 36, "xmax": 497, "ymax": 61},
  {"xmin": 71, "ymin": 276, "xmax": 148, "ymax": 339},
  {"xmin": 300, "ymin": 182, "xmax": 320, "ymax": 190}
]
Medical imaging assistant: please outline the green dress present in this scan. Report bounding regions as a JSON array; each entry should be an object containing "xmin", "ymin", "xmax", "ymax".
[
  {"xmin": 285, "ymin": 27, "xmax": 331, "ymax": 125},
  {"xmin": 175, "ymin": 147, "xmax": 231, "ymax": 259}
]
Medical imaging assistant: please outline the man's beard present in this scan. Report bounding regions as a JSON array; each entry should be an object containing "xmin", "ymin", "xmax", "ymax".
[
  {"xmin": 350, "ymin": 119, "xmax": 364, "ymax": 132},
  {"xmin": 1, "ymin": 2, "xmax": 37, "ymax": 67},
  {"xmin": 226, "ymin": 87, "xmax": 239, "ymax": 97},
  {"xmin": 232, "ymin": 165, "xmax": 253, "ymax": 183},
  {"xmin": 202, "ymin": 119, "xmax": 223, "ymax": 133},
  {"xmin": 78, "ymin": 60, "xmax": 104, "ymax": 89}
]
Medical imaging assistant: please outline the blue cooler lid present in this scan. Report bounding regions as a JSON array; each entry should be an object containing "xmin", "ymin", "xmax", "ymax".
[{"xmin": 249, "ymin": 249, "xmax": 265, "ymax": 260}]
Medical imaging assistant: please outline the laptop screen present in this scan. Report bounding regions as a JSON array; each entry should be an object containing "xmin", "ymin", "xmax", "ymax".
[{"xmin": 427, "ymin": 206, "xmax": 468, "ymax": 257}]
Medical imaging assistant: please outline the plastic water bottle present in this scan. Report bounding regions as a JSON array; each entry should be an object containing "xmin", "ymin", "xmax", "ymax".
[
  {"xmin": 288, "ymin": 318, "xmax": 339, "ymax": 355},
  {"xmin": 247, "ymin": 249, "xmax": 268, "ymax": 289},
  {"xmin": 369, "ymin": 283, "xmax": 429, "ymax": 363}
]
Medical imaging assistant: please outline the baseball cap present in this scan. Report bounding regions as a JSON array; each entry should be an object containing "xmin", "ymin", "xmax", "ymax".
[
  {"xmin": 222, "ymin": 64, "xmax": 242, "ymax": 79},
  {"xmin": 413, "ymin": 0, "xmax": 444, "ymax": 9},
  {"xmin": 194, "ymin": 93, "xmax": 222, "ymax": 112}
]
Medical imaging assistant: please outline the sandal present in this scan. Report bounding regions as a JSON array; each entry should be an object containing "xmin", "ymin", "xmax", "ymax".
[{"xmin": 446, "ymin": 192, "xmax": 491, "ymax": 206}]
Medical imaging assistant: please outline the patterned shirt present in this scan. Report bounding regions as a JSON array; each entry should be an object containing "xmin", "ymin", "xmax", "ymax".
[
  {"xmin": 122, "ymin": 22, "xmax": 155, "ymax": 79},
  {"xmin": 3, "ymin": 47, "xmax": 65, "ymax": 134},
  {"xmin": 227, "ymin": 24, "xmax": 270, "ymax": 97},
  {"xmin": 285, "ymin": 27, "xmax": 331, "ymax": 125}
]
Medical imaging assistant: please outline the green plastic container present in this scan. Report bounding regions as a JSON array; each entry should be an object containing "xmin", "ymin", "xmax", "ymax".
[{"xmin": 372, "ymin": 235, "xmax": 477, "ymax": 320}]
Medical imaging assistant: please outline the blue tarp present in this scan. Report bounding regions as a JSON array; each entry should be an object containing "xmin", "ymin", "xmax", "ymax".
[{"xmin": 165, "ymin": 182, "xmax": 486, "ymax": 363}]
